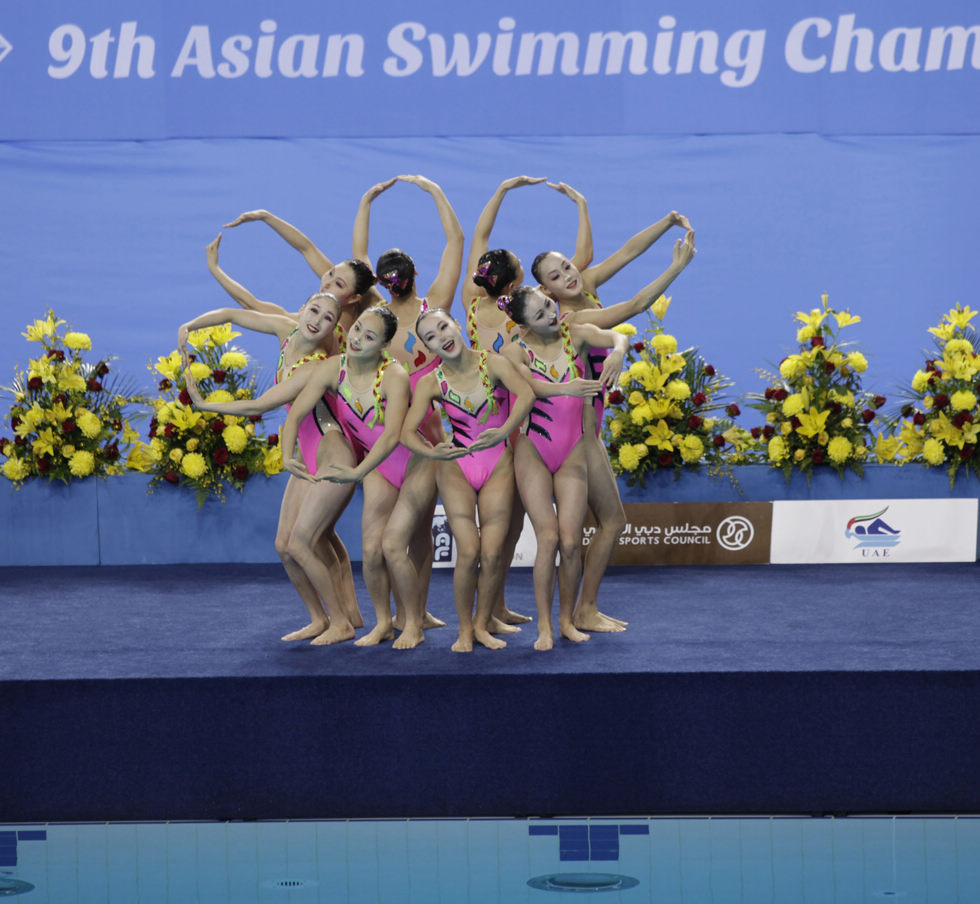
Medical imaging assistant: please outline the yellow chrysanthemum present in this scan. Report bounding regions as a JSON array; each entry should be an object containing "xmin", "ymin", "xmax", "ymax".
[
  {"xmin": 148, "ymin": 438, "xmax": 166, "ymax": 461},
  {"xmin": 630, "ymin": 403, "xmax": 653, "ymax": 426},
  {"xmin": 263, "ymin": 446, "xmax": 283, "ymax": 474},
  {"xmin": 608, "ymin": 419, "xmax": 623, "ymax": 438},
  {"xmin": 61, "ymin": 444, "xmax": 76, "ymax": 459},
  {"xmin": 767, "ymin": 436, "xmax": 789, "ymax": 462},
  {"xmin": 77, "ymin": 411, "xmax": 102, "ymax": 439},
  {"xmin": 846, "ymin": 352, "xmax": 868, "ymax": 373},
  {"xmin": 781, "ymin": 394, "xmax": 805, "ymax": 417},
  {"xmin": 650, "ymin": 295, "xmax": 671, "ymax": 320},
  {"xmin": 827, "ymin": 435, "xmax": 853, "ymax": 464},
  {"xmin": 206, "ymin": 390, "xmax": 235, "ymax": 404},
  {"xmin": 2, "ymin": 458, "xmax": 31, "ymax": 481},
  {"xmin": 652, "ymin": 333, "xmax": 677, "ymax": 355},
  {"xmin": 189, "ymin": 362, "xmax": 211, "ymax": 381},
  {"xmin": 943, "ymin": 338, "xmax": 973, "ymax": 357},
  {"xmin": 63, "ymin": 332, "xmax": 92, "ymax": 350},
  {"xmin": 951, "ymin": 390, "xmax": 977, "ymax": 411},
  {"xmin": 617, "ymin": 445, "xmax": 640, "ymax": 471},
  {"xmin": 219, "ymin": 351, "xmax": 248, "ymax": 370},
  {"xmin": 664, "ymin": 380, "xmax": 690, "ymax": 401},
  {"xmin": 185, "ymin": 438, "xmax": 200, "ymax": 452},
  {"xmin": 628, "ymin": 360, "xmax": 654, "ymax": 381},
  {"xmin": 68, "ymin": 450, "xmax": 95, "ymax": 477},
  {"xmin": 779, "ymin": 356, "xmax": 806, "ymax": 381},
  {"xmin": 793, "ymin": 449, "xmax": 805, "ymax": 462},
  {"xmin": 922, "ymin": 437, "xmax": 945, "ymax": 466},
  {"xmin": 169, "ymin": 448, "xmax": 184, "ymax": 463},
  {"xmin": 180, "ymin": 452, "xmax": 207, "ymax": 478},
  {"xmin": 222, "ymin": 424, "xmax": 248, "ymax": 453},
  {"xmin": 612, "ymin": 323, "xmax": 637, "ymax": 336},
  {"xmin": 678, "ymin": 434, "xmax": 704, "ymax": 463},
  {"xmin": 617, "ymin": 372, "xmax": 631, "ymax": 387},
  {"xmin": 796, "ymin": 325, "xmax": 816, "ymax": 343},
  {"xmin": 57, "ymin": 371, "xmax": 87, "ymax": 393},
  {"xmin": 910, "ymin": 370, "xmax": 931, "ymax": 393}
]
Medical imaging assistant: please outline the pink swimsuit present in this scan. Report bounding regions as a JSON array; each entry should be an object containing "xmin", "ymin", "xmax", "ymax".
[
  {"xmin": 561, "ymin": 293, "xmax": 606, "ymax": 437},
  {"xmin": 519, "ymin": 342, "xmax": 586, "ymax": 475},
  {"xmin": 333, "ymin": 355, "xmax": 412, "ymax": 489},
  {"xmin": 275, "ymin": 329, "xmax": 338, "ymax": 473},
  {"xmin": 435, "ymin": 353, "xmax": 512, "ymax": 492}
]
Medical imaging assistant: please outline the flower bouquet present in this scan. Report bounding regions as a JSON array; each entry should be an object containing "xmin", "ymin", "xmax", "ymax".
[
  {"xmin": 602, "ymin": 296, "xmax": 749, "ymax": 486},
  {"xmin": 130, "ymin": 322, "xmax": 283, "ymax": 505},
  {"xmin": 1, "ymin": 310, "xmax": 146, "ymax": 486},
  {"xmin": 892, "ymin": 303, "xmax": 980, "ymax": 485},
  {"xmin": 747, "ymin": 293, "xmax": 885, "ymax": 479}
]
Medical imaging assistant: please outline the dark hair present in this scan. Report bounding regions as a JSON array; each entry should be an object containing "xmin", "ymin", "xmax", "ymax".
[
  {"xmin": 376, "ymin": 249, "xmax": 416, "ymax": 298},
  {"xmin": 499, "ymin": 286, "xmax": 537, "ymax": 325},
  {"xmin": 473, "ymin": 249, "xmax": 519, "ymax": 298},
  {"xmin": 530, "ymin": 251, "xmax": 560, "ymax": 285},
  {"xmin": 340, "ymin": 258, "xmax": 377, "ymax": 296},
  {"xmin": 361, "ymin": 305, "xmax": 398, "ymax": 344}
]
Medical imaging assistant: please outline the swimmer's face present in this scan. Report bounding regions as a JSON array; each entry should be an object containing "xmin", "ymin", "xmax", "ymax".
[
  {"xmin": 537, "ymin": 252, "xmax": 583, "ymax": 304},
  {"xmin": 418, "ymin": 310, "xmax": 463, "ymax": 359},
  {"xmin": 348, "ymin": 312, "xmax": 388, "ymax": 357},
  {"xmin": 521, "ymin": 290, "xmax": 560, "ymax": 336},
  {"xmin": 320, "ymin": 262, "xmax": 359, "ymax": 304},
  {"xmin": 298, "ymin": 294, "xmax": 341, "ymax": 340}
]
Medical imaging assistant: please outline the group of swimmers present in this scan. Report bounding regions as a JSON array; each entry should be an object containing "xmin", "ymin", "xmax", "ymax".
[{"xmin": 177, "ymin": 175, "xmax": 696, "ymax": 652}]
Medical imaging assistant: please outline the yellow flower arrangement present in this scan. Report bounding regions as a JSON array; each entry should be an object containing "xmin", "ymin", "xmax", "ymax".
[
  {"xmin": 132, "ymin": 323, "xmax": 283, "ymax": 504},
  {"xmin": 893, "ymin": 303, "xmax": 980, "ymax": 484},
  {"xmin": 603, "ymin": 302, "xmax": 748, "ymax": 486},
  {"xmin": 747, "ymin": 294, "xmax": 882, "ymax": 479},
  {"xmin": 1, "ymin": 309, "xmax": 146, "ymax": 487}
]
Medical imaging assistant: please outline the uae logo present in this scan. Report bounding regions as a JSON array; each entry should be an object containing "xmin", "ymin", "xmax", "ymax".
[
  {"xmin": 716, "ymin": 515, "xmax": 754, "ymax": 551},
  {"xmin": 845, "ymin": 506, "xmax": 901, "ymax": 549}
]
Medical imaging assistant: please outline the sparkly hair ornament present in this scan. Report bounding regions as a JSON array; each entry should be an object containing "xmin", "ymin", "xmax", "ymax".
[
  {"xmin": 496, "ymin": 295, "xmax": 512, "ymax": 314},
  {"xmin": 379, "ymin": 269, "xmax": 410, "ymax": 292},
  {"xmin": 474, "ymin": 263, "xmax": 498, "ymax": 287}
]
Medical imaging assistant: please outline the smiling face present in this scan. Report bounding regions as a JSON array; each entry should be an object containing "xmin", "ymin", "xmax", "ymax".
[
  {"xmin": 417, "ymin": 310, "xmax": 464, "ymax": 360},
  {"xmin": 518, "ymin": 288, "xmax": 561, "ymax": 336},
  {"xmin": 298, "ymin": 293, "xmax": 341, "ymax": 340},
  {"xmin": 319, "ymin": 262, "xmax": 360, "ymax": 305},
  {"xmin": 536, "ymin": 252, "xmax": 583, "ymax": 303},
  {"xmin": 347, "ymin": 311, "xmax": 388, "ymax": 358}
]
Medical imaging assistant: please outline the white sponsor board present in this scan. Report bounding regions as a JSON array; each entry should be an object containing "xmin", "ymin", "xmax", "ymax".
[{"xmin": 771, "ymin": 498, "xmax": 978, "ymax": 564}]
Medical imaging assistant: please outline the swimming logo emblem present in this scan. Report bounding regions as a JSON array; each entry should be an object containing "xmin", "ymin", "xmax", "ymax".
[{"xmin": 845, "ymin": 506, "xmax": 901, "ymax": 550}]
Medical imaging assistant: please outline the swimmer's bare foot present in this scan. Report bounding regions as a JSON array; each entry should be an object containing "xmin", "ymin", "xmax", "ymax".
[
  {"xmin": 451, "ymin": 633, "xmax": 474, "ymax": 653},
  {"xmin": 311, "ymin": 622, "xmax": 356, "ymax": 646},
  {"xmin": 488, "ymin": 615, "xmax": 520, "ymax": 635},
  {"xmin": 495, "ymin": 606, "xmax": 532, "ymax": 625},
  {"xmin": 573, "ymin": 611, "xmax": 626, "ymax": 633},
  {"xmin": 282, "ymin": 621, "xmax": 328, "ymax": 642},
  {"xmin": 560, "ymin": 622, "xmax": 590, "ymax": 643},
  {"xmin": 474, "ymin": 628, "xmax": 506, "ymax": 650},
  {"xmin": 393, "ymin": 624, "xmax": 425, "ymax": 650},
  {"xmin": 394, "ymin": 610, "xmax": 446, "ymax": 631},
  {"xmin": 354, "ymin": 623, "xmax": 395, "ymax": 646}
]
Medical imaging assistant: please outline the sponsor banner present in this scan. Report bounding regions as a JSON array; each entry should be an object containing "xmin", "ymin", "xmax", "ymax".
[
  {"xmin": 0, "ymin": 2, "xmax": 978, "ymax": 139},
  {"xmin": 770, "ymin": 498, "xmax": 978, "ymax": 563},
  {"xmin": 585, "ymin": 502, "xmax": 773, "ymax": 566}
]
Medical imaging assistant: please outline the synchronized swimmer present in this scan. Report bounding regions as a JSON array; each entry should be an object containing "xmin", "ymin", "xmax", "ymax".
[{"xmin": 180, "ymin": 175, "xmax": 696, "ymax": 651}]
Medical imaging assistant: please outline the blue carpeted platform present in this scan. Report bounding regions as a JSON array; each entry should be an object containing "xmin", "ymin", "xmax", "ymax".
[{"xmin": 2, "ymin": 562, "xmax": 979, "ymax": 821}]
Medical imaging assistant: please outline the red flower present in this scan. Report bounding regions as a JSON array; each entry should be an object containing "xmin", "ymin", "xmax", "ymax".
[
  {"xmin": 873, "ymin": 395, "xmax": 887, "ymax": 409},
  {"xmin": 812, "ymin": 449, "xmax": 825, "ymax": 464},
  {"xmin": 712, "ymin": 435, "xmax": 725, "ymax": 448},
  {"xmin": 105, "ymin": 444, "xmax": 120, "ymax": 461},
  {"xmin": 658, "ymin": 451, "xmax": 674, "ymax": 467},
  {"xmin": 607, "ymin": 390, "xmax": 624, "ymax": 405},
  {"xmin": 691, "ymin": 392, "xmax": 707, "ymax": 406},
  {"xmin": 823, "ymin": 361, "xmax": 836, "ymax": 374},
  {"xmin": 703, "ymin": 365, "xmax": 716, "ymax": 376},
  {"xmin": 178, "ymin": 389, "xmax": 192, "ymax": 406},
  {"xmin": 212, "ymin": 369, "xmax": 227, "ymax": 383},
  {"xmin": 233, "ymin": 464, "xmax": 249, "ymax": 480},
  {"xmin": 632, "ymin": 342, "xmax": 645, "ymax": 353},
  {"xmin": 249, "ymin": 414, "xmax": 262, "ymax": 423},
  {"xmin": 933, "ymin": 393, "xmax": 950, "ymax": 409},
  {"xmin": 62, "ymin": 419, "xmax": 76, "ymax": 434},
  {"xmin": 773, "ymin": 388, "xmax": 789, "ymax": 401},
  {"xmin": 960, "ymin": 445, "xmax": 974, "ymax": 460},
  {"xmin": 159, "ymin": 378, "xmax": 172, "ymax": 391},
  {"xmin": 762, "ymin": 425, "xmax": 775, "ymax": 439},
  {"xmin": 913, "ymin": 412, "xmax": 926, "ymax": 426},
  {"xmin": 95, "ymin": 361, "xmax": 110, "ymax": 377},
  {"xmin": 163, "ymin": 423, "xmax": 177, "ymax": 438},
  {"xmin": 164, "ymin": 469, "xmax": 179, "ymax": 484},
  {"xmin": 86, "ymin": 379, "xmax": 103, "ymax": 392},
  {"xmin": 829, "ymin": 401, "xmax": 842, "ymax": 414},
  {"xmin": 861, "ymin": 409, "xmax": 875, "ymax": 423},
  {"xmin": 267, "ymin": 434, "xmax": 279, "ymax": 447},
  {"xmin": 54, "ymin": 394, "xmax": 68, "ymax": 405},
  {"xmin": 901, "ymin": 404, "xmax": 914, "ymax": 417},
  {"xmin": 764, "ymin": 387, "xmax": 775, "ymax": 399},
  {"xmin": 609, "ymin": 443, "xmax": 619, "ymax": 455},
  {"xmin": 47, "ymin": 349, "xmax": 65, "ymax": 362},
  {"xmin": 14, "ymin": 436, "xmax": 26, "ymax": 447},
  {"xmin": 811, "ymin": 336, "xmax": 825, "ymax": 348},
  {"xmin": 725, "ymin": 404, "xmax": 740, "ymax": 417},
  {"xmin": 37, "ymin": 457, "xmax": 51, "ymax": 474},
  {"xmin": 953, "ymin": 411, "xmax": 973, "ymax": 429},
  {"xmin": 687, "ymin": 415, "xmax": 703, "ymax": 429},
  {"xmin": 750, "ymin": 426, "xmax": 762, "ymax": 439},
  {"xmin": 10, "ymin": 417, "xmax": 21, "ymax": 430},
  {"xmin": 210, "ymin": 419, "xmax": 226, "ymax": 434},
  {"xmin": 790, "ymin": 416, "xmax": 802, "ymax": 430},
  {"xmin": 111, "ymin": 419, "xmax": 122, "ymax": 431},
  {"xmin": 213, "ymin": 447, "xmax": 229, "ymax": 465},
  {"xmin": 28, "ymin": 376, "xmax": 43, "ymax": 390}
]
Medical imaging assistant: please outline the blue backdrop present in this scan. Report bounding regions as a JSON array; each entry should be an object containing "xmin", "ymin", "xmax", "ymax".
[{"xmin": 1, "ymin": 0, "xmax": 979, "ymax": 420}]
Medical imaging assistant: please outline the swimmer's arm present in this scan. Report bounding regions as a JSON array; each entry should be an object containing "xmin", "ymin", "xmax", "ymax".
[
  {"xmin": 547, "ymin": 182, "xmax": 593, "ymax": 271},
  {"xmin": 224, "ymin": 209, "xmax": 332, "ymax": 278},
  {"xmin": 280, "ymin": 359, "xmax": 341, "ymax": 477},
  {"xmin": 206, "ymin": 233, "xmax": 290, "ymax": 317},
  {"xmin": 352, "ymin": 177, "xmax": 397, "ymax": 267},
  {"xmin": 178, "ymin": 307, "xmax": 296, "ymax": 364},
  {"xmin": 468, "ymin": 356, "xmax": 536, "ymax": 451},
  {"xmin": 571, "ymin": 323, "xmax": 630, "ymax": 389},
  {"xmin": 185, "ymin": 369, "xmax": 303, "ymax": 417},
  {"xmin": 401, "ymin": 175, "xmax": 464, "ymax": 311},
  {"xmin": 585, "ymin": 211, "xmax": 693, "ymax": 288}
]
